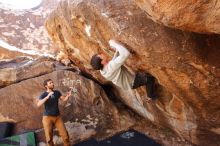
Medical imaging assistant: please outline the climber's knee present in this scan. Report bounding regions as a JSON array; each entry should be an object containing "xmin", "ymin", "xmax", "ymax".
[{"xmin": 132, "ymin": 72, "xmax": 148, "ymax": 89}]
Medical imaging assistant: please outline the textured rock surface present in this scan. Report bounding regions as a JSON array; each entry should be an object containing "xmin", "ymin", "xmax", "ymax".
[
  {"xmin": 0, "ymin": 0, "xmax": 59, "ymax": 55},
  {"xmin": 0, "ymin": 59, "xmax": 193, "ymax": 146},
  {"xmin": 0, "ymin": 69, "xmax": 133, "ymax": 144},
  {"xmin": 45, "ymin": 0, "xmax": 220, "ymax": 145},
  {"xmin": 135, "ymin": 0, "xmax": 220, "ymax": 34},
  {"xmin": 0, "ymin": 57, "xmax": 59, "ymax": 87},
  {"xmin": 0, "ymin": 46, "xmax": 37, "ymax": 59}
]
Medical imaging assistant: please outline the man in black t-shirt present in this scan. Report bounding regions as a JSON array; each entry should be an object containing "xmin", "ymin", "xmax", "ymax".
[{"xmin": 37, "ymin": 79, "xmax": 72, "ymax": 146}]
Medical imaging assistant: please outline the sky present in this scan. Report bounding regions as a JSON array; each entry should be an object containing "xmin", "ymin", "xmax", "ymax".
[{"xmin": 0, "ymin": 0, "xmax": 42, "ymax": 9}]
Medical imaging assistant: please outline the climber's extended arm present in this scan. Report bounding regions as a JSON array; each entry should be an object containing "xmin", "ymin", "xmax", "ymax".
[{"xmin": 109, "ymin": 40, "xmax": 130, "ymax": 63}]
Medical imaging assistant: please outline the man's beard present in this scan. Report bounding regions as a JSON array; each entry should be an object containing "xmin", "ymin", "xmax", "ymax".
[{"xmin": 49, "ymin": 85, "xmax": 54, "ymax": 90}]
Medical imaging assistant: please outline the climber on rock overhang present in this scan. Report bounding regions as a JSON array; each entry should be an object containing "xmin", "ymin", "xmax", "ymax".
[{"xmin": 90, "ymin": 40, "xmax": 156, "ymax": 102}]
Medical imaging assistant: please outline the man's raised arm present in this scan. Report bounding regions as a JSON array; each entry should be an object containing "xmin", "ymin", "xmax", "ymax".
[
  {"xmin": 109, "ymin": 40, "xmax": 130, "ymax": 64},
  {"xmin": 37, "ymin": 92, "xmax": 53, "ymax": 107}
]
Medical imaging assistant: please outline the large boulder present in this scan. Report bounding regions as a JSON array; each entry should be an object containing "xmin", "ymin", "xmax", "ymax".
[
  {"xmin": 135, "ymin": 0, "xmax": 220, "ymax": 34},
  {"xmin": 0, "ymin": 70, "xmax": 132, "ymax": 145},
  {"xmin": 0, "ymin": 57, "xmax": 58, "ymax": 87},
  {"xmin": 0, "ymin": 0, "xmax": 60, "ymax": 55},
  {"xmin": 45, "ymin": 0, "xmax": 220, "ymax": 145}
]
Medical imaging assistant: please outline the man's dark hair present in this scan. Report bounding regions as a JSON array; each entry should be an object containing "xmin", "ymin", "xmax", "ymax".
[
  {"xmin": 43, "ymin": 79, "xmax": 52, "ymax": 88},
  {"xmin": 90, "ymin": 54, "xmax": 103, "ymax": 70}
]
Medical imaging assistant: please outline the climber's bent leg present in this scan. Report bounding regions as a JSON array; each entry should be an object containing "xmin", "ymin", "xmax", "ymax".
[
  {"xmin": 132, "ymin": 72, "xmax": 156, "ymax": 99},
  {"xmin": 132, "ymin": 72, "xmax": 148, "ymax": 89},
  {"xmin": 145, "ymin": 76, "xmax": 156, "ymax": 99}
]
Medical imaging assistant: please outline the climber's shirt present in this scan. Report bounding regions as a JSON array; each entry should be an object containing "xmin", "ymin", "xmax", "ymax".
[{"xmin": 100, "ymin": 41, "xmax": 134, "ymax": 90}]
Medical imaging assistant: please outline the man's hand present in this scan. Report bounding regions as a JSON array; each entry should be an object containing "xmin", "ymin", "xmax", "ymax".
[
  {"xmin": 46, "ymin": 92, "xmax": 54, "ymax": 99},
  {"xmin": 48, "ymin": 92, "xmax": 54, "ymax": 96},
  {"xmin": 109, "ymin": 39, "xmax": 120, "ymax": 49},
  {"xmin": 60, "ymin": 89, "xmax": 72, "ymax": 101},
  {"xmin": 37, "ymin": 92, "xmax": 54, "ymax": 107},
  {"xmin": 109, "ymin": 39, "xmax": 135, "ymax": 54}
]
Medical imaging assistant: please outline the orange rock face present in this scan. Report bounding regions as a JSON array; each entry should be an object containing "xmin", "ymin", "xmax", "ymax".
[
  {"xmin": 135, "ymin": 0, "xmax": 220, "ymax": 34},
  {"xmin": 45, "ymin": 0, "xmax": 220, "ymax": 145}
]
